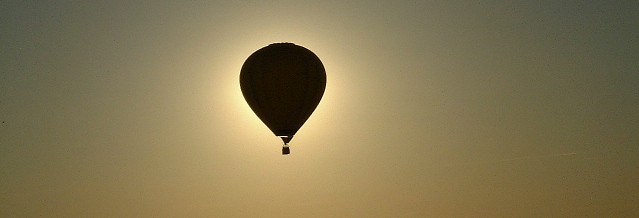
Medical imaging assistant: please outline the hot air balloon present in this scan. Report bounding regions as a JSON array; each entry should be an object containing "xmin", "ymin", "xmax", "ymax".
[{"xmin": 240, "ymin": 43, "xmax": 326, "ymax": 155}]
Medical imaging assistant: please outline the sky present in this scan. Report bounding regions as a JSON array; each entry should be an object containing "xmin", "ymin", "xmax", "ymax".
[{"xmin": 1, "ymin": 1, "xmax": 638, "ymax": 217}]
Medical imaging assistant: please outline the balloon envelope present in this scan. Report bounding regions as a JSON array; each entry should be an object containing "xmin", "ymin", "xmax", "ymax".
[{"xmin": 240, "ymin": 43, "xmax": 326, "ymax": 145}]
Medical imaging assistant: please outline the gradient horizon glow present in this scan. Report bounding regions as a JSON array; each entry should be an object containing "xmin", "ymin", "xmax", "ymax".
[{"xmin": 1, "ymin": 1, "xmax": 638, "ymax": 217}]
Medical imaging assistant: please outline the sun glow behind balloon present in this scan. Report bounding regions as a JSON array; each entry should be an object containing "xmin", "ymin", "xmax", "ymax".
[{"xmin": 201, "ymin": 21, "xmax": 354, "ymax": 157}]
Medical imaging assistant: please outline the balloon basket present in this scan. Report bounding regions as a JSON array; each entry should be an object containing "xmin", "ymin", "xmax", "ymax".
[{"xmin": 282, "ymin": 146, "xmax": 290, "ymax": 155}]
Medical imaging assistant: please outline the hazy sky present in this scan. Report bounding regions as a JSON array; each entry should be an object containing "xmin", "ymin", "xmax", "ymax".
[{"xmin": 1, "ymin": 1, "xmax": 638, "ymax": 217}]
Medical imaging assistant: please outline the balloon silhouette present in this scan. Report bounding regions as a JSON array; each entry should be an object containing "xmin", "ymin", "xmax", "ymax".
[{"xmin": 240, "ymin": 43, "xmax": 326, "ymax": 155}]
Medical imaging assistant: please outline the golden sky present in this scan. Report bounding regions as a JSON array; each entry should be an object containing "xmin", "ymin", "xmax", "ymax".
[{"xmin": 1, "ymin": 1, "xmax": 638, "ymax": 217}]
